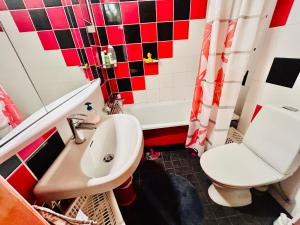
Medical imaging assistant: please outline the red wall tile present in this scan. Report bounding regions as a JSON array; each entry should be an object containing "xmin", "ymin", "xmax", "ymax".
[
  {"xmin": 126, "ymin": 44, "xmax": 143, "ymax": 61},
  {"xmin": 106, "ymin": 26, "xmax": 125, "ymax": 45},
  {"xmin": 7, "ymin": 165, "xmax": 37, "ymax": 204},
  {"xmin": 120, "ymin": 92, "xmax": 134, "ymax": 104},
  {"xmin": 157, "ymin": 0, "xmax": 173, "ymax": 22},
  {"xmin": 121, "ymin": 2, "xmax": 139, "ymax": 24},
  {"xmin": 174, "ymin": 21, "xmax": 189, "ymax": 40},
  {"xmin": 84, "ymin": 68, "xmax": 94, "ymax": 81},
  {"xmin": 91, "ymin": 3, "xmax": 105, "ymax": 26},
  {"xmin": 144, "ymin": 63, "xmax": 159, "ymax": 75},
  {"xmin": 46, "ymin": 7, "xmax": 69, "ymax": 29},
  {"xmin": 109, "ymin": 79, "xmax": 118, "ymax": 92},
  {"xmin": 131, "ymin": 77, "xmax": 146, "ymax": 91},
  {"xmin": 101, "ymin": 83, "xmax": 109, "ymax": 100},
  {"xmin": 270, "ymin": 0, "xmax": 294, "ymax": 28},
  {"xmin": 190, "ymin": 0, "xmax": 207, "ymax": 19},
  {"xmin": 86, "ymin": 47, "xmax": 96, "ymax": 65},
  {"xmin": 23, "ymin": 0, "xmax": 44, "ymax": 9},
  {"xmin": 71, "ymin": 29, "xmax": 84, "ymax": 48},
  {"xmin": 24, "ymin": 0, "xmax": 44, "ymax": 9},
  {"xmin": 158, "ymin": 41, "xmax": 173, "ymax": 58},
  {"xmin": 141, "ymin": 23, "xmax": 157, "ymax": 43},
  {"xmin": 37, "ymin": 31, "xmax": 59, "ymax": 50},
  {"xmin": 0, "ymin": 0, "xmax": 7, "ymax": 11},
  {"xmin": 61, "ymin": 49, "xmax": 81, "ymax": 66},
  {"xmin": 115, "ymin": 62, "xmax": 130, "ymax": 78},
  {"xmin": 73, "ymin": 5, "xmax": 86, "ymax": 28},
  {"xmin": 10, "ymin": 10, "xmax": 35, "ymax": 32}
]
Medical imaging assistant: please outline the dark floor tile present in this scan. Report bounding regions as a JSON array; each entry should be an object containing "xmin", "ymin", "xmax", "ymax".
[
  {"xmin": 216, "ymin": 217, "xmax": 232, "ymax": 225},
  {"xmin": 202, "ymin": 219, "xmax": 217, "ymax": 225},
  {"xmin": 172, "ymin": 160, "xmax": 181, "ymax": 168},
  {"xmin": 161, "ymin": 151, "xmax": 171, "ymax": 161},
  {"xmin": 163, "ymin": 161, "xmax": 173, "ymax": 169}
]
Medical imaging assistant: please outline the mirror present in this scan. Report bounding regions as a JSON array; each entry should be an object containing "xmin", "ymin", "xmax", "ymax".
[
  {"xmin": 0, "ymin": 22, "xmax": 46, "ymax": 142},
  {"xmin": 0, "ymin": 4, "xmax": 91, "ymax": 146},
  {"xmin": 0, "ymin": 12, "xmax": 89, "ymax": 111}
]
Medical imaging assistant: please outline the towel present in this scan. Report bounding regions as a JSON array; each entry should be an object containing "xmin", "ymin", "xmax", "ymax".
[{"xmin": 33, "ymin": 206, "xmax": 98, "ymax": 225}]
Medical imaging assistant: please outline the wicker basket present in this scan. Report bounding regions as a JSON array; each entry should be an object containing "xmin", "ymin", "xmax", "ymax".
[
  {"xmin": 226, "ymin": 127, "xmax": 244, "ymax": 144},
  {"xmin": 65, "ymin": 191, "xmax": 125, "ymax": 225}
]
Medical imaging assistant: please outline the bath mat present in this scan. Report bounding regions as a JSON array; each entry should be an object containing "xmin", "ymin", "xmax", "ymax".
[{"xmin": 140, "ymin": 174, "xmax": 203, "ymax": 225}]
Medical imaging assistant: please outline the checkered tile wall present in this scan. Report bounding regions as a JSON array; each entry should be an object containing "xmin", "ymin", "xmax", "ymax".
[{"xmin": 0, "ymin": 0, "xmax": 208, "ymax": 104}]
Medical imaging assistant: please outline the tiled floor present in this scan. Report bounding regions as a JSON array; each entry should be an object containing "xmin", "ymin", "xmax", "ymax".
[{"xmin": 120, "ymin": 146, "xmax": 287, "ymax": 225}]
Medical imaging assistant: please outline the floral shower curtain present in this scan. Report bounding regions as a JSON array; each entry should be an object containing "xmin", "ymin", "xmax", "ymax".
[{"xmin": 186, "ymin": 0, "xmax": 270, "ymax": 155}]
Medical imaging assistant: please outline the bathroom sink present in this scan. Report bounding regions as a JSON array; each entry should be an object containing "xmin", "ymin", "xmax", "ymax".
[{"xmin": 33, "ymin": 114, "xmax": 143, "ymax": 201}]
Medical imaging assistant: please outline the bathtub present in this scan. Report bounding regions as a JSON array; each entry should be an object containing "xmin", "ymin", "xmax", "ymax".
[{"xmin": 125, "ymin": 100, "xmax": 192, "ymax": 130}]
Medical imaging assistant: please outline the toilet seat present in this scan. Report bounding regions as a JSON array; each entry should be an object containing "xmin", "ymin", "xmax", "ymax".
[{"xmin": 200, "ymin": 143, "xmax": 284, "ymax": 188}]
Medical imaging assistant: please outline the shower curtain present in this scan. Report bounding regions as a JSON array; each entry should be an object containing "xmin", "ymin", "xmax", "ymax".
[
  {"xmin": 186, "ymin": 0, "xmax": 270, "ymax": 155},
  {"xmin": 0, "ymin": 85, "xmax": 23, "ymax": 138}
]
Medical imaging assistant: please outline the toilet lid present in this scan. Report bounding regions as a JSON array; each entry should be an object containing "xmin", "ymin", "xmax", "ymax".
[{"xmin": 200, "ymin": 143, "xmax": 284, "ymax": 187}]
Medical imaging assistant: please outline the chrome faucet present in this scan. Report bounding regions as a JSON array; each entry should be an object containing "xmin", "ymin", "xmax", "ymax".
[
  {"xmin": 103, "ymin": 93, "xmax": 124, "ymax": 115},
  {"xmin": 67, "ymin": 114, "xmax": 96, "ymax": 144}
]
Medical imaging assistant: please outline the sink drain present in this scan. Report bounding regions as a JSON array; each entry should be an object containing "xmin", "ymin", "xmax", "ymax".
[{"xmin": 103, "ymin": 154, "xmax": 114, "ymax": 162}]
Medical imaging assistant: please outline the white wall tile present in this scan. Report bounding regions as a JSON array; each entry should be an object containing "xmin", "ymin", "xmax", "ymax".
[
  {"xmin": 145, "ymin": 75, "xmax": 159, "ymax": 90},
  {"xmin": 133, "ymin": 90, "xmax": 147, "ymax": 104},
  {"xmin": 159, "ymin": 87, "xmax": 173, "ymax": 102}
]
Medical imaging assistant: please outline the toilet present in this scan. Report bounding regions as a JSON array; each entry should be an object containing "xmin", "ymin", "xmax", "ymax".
[{"xmin": 200, "ymin": 106, "xmax": 300, "ymax": 207}]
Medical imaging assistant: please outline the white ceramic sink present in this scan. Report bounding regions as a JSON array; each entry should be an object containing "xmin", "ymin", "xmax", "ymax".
[{"xmin": 34, "ymin": 114, "xmax": 143, "ymax": 201}]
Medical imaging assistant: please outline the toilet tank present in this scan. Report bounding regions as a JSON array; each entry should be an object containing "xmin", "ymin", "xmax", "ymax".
[{"xmin": 243, "ymin": 106, "xmax": 300, "ymax": 176}]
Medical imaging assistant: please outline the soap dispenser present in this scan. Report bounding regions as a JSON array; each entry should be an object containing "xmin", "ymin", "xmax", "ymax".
[{"xmin": 84, "ymin": 102, "xmax": 100, "ymax": 124}]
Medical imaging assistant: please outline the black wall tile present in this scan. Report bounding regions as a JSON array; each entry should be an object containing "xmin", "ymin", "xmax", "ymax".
[
  {"xmin": 158, "ymin": 22, "xmax": 173, "ymax": 41},
  {"xmin": 90, "ymin": 0, "xmax": 100, "ymax": 3},
  {"xmin": 97, "ymin": 67, "xmax": 104, "ymax": 83},
  {"xmin": 174, "ymin": 0, "xmax": 190, "ymax": 20},
  {"xmin": 80, "ymin": 28, "xmax": 90, "ymax": 47},
  {"xmin": 266, "ymin": 57, "xmax": 300, "ymax": 88},
  {"xmin": 143, "ymin": 42, "xmax": 158, "ymax": 59},
  {"xmin": 88, "ymin": 33, "xmax": 95, "ymax": 45},
  {"xmin": 129, "ymin": 61, "xmax": 144, "ymax": 76},
  {"xmin": 78, "ymin": 49, "xmax": 88, "ymax": 64},
  {"xmin": 55, "ymin": 30, "xmax": 75, "ymax": 49},
  {"xmin": 29, "ymin": 9, "xmax": 52, "ymax": 31},
  {"xmin": 124, "ymin": 25, "xmax": 141, "ymax": 44},
  {"xmin": 91, "ymin": 66, "xmax": 99, "ymax": 79},
  {"xmin": 43, "ymin": 0, "xmax": 62, "ymax": 7},
  {"xmin": 139, "ymin": 1, "xmax": 156, "ymax": 23},
  {"xmin": 97, "ymin": 27, "xmax": 108, "ymax": 46},
  {"xmin": 64, "ymin": 6, "xmax": 78, "ymax": 28},
  {"xmin": 117, "ymin": 78, "xmax": 132, "ymax": 92},
  {"xmin": 106, "ymin": 81, "xmax": 112, "ymax": 95},
  {"xmin": 113, "ymin": 45, "xmax": 127, "ymax": 62},
  {"xmin": 0, "ymin": 155, "xmax": 21, "ymax": 178},
  {"xmin": 71, "ymin": 0, "xmax": 79, "ymax": 4},
  {"xmin": 101, "ymin": 3, "xmax": 122, "ymax": 25},
  {"xmin": 107, "ymin": 68, "xmax": 115, "ymax": 79},
  {"xmin": 4, "ymin": 0, "xmax": 25, "ymax": 10},
  {"xmin": 26, "ymin": 132, "xmax": 65, "ymax": 179}
]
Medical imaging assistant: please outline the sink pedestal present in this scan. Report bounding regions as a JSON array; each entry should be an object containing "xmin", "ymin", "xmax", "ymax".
[{"xmin": 114, "ymin": 176, "xmax": 136, "ymax": 207}]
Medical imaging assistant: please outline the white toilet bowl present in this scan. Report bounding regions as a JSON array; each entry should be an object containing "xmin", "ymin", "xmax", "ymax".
[{"xmin": 200, "ymin": 106, "xmax": 300, "ymax": 207}]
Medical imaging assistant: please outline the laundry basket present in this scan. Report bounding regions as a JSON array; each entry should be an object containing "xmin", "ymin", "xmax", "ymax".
[
  {"xmin": 226, "ymin": 127, "xmax": 244, "ymax": 144},
  {"xmin": 65, "ymin": 191, "xmax": 125, "ymax": 225}
]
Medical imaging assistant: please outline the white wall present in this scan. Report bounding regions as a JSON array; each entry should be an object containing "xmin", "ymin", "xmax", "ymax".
[
  {"xmin": 238, "ymin": 1, "xmax": 300, "ymax": 217},
  {"xmin": 132, "ymin": 19, "xmax": 205, "ymax": 104}
]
